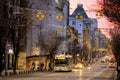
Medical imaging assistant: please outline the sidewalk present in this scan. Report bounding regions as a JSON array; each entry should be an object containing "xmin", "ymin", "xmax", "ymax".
[{"xmin": 1, "ymin": 69, "xmax": 39, "ymax": 76}]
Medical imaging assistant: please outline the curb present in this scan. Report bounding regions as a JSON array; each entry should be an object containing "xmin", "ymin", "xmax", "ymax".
[{"xmin": 2, "ymin": 70, "xmax": 39, "ymax": 76}]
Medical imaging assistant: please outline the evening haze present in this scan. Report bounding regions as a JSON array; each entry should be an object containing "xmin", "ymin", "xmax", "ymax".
[{"xmin": 69, "ymin": 0, "xmax": 113, "ymax": 38}]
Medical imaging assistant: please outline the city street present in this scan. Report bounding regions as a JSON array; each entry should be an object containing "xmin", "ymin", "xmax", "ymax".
[
  {"xmin": 0, "ymin": 0, "xmax": 119, "ymax": 80},
  {"xmin": 0, "ymin": 61, "xmax": 116, "ymax": 80}
]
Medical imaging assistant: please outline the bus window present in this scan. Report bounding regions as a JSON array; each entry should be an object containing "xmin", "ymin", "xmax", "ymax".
[{"xmin": 54, "ymin": 59, "xmax": 68, "ymax": 66}]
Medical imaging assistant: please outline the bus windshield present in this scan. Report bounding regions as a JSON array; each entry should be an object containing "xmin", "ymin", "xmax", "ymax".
[{"xmin": 54, "ymin": 59, "xmax": 68, "ymax": 66}]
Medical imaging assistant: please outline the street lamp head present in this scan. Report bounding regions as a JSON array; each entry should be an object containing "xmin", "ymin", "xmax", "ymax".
[{"xmin": 8, "ymin": 48, "xmax": 13, "ymax": 54}]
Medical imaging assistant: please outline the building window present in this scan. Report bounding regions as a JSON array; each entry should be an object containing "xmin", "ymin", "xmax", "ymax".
[
  {"xmin": 79, "ymin": 24, "xmax": 81, "ymax": 26},
  {"xmin": 47, "ymin": 1, "xmax": 49, "ymax": 5},
  {"xmin": 72, "ymin": 21, "xmax": 76, "ymax": 25}
]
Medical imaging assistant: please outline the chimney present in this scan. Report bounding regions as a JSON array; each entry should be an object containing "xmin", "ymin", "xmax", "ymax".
[{"xmin": 77, "ymin": 4, "xmax": 83, "ymax": 7}]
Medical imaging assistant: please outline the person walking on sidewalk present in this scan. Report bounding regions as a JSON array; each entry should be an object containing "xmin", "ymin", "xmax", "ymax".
[
  {"xmin": 31, "ymin": 61, "xmax": 36, "ymax": 70},
  {"xmin": 40, "ymin": 62, "xmax": 44, "ymax": 71}
]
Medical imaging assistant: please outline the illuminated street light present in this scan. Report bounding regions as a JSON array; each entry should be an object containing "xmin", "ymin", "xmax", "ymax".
[
  {"xmin": 77, "ymin": 53, "xmax": 79, "ymax": 57},
  {"xmin": 5, "ymin": 42, "xmax": 13, "ymax": 75},
  {"xmin": 77, "ymin": 38, "xmax": 81, "ymax": 43},
  {"xmin": 67, "ymin": 28, "xmax": 73, "ymax": 34},
  {"xmin": 8, "ymin": 48, "xmax": 13, "ymax": 54},
  {"xmin": 71, "ymin": 34, "xmax": 76, "ymax": 40},
  {"xmin": 56, "ymin": 26, "xmax": 62, "ymax": 33}
]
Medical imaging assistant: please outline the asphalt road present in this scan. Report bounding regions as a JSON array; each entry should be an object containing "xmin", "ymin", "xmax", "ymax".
[{"xmin": 0, "ymin": 61, "xmax": 116, "ymax": 80}]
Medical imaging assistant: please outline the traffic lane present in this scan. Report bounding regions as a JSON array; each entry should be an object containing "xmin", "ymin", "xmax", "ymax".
[
  {"xmin": 86, "ymin": 68, "xmax": 116, "ymax": 80},
  {"xmin": 0, "ymin": 61, "xmax": 116, "ymax": 80},
  {"xmin": 0, "ymin": 72, "xmax": 83, "ymax": 80},
  {"xmin": 0, "ymin": 68, "xmax": 116, "ymax": 80},
  {"xmin": 0, "ymin": 71, "xmax": 102, "ymax": 80},
  {"xmin": 28, "ymin": 68, "xmax": 116, "ymax": 80}
]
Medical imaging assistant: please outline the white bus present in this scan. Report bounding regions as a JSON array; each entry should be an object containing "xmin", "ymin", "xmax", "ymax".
[{"xmin": 53, "ymin": 54, "xmax": 73, "ymax": 72}]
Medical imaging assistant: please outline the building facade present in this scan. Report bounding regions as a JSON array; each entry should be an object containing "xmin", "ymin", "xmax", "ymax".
[
  {"xmin": 26, "ymin": 0, "xmax": 69, "ymax": 70},
  {"xmin": 69, "ymin": 4, "xmax": 98, "ymax": 64}
]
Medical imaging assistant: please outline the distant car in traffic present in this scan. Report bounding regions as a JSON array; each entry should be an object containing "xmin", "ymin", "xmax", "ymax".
[
  {"xmin": 73, "ymin": 63, "xmax": 84, "ymax": 69},
  {"xmin": 101, "ymin": 60, "xmax": 107, "ymax": 68},
  {"xmin": 101, "ymin": 63, "xmax": 107, "ymax": 68},
  {"xmin": 108, "ymin": 60, "xmax": 116, "ymax": 68}
]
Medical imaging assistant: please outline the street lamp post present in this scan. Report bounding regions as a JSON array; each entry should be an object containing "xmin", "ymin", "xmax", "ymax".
[
  {"xmin": 5, "ymin": 42, "xmax": 13, "ymax": 75},
  {"xmin": 36, "ymin": 11, "xmax": 45, "ymax": 71}
]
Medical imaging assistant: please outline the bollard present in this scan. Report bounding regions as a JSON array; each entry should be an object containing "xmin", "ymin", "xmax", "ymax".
[
  {"xmin": 20, "ymin": 71, "xmax": 22, "ymax": 75},
  {"xmin": 18, "ymin": 71, "xmax": 20, "ymax": 75},
  {"xmin": 24, "ymin": 71, "xmax": 26, "ymax": 74},
  {"xmin": 5, "ymin": 71, "xmax": 8, "ymax": 76},
  {"xmin": 28, "ymin": 70, "xmax": 30, "ymax": 73},
  {"xmin": 26, "ymin": 70, "xmax": 28, "ymax": 74},
  {"xmin": 9, "ymin": 72, "xmax": 12, "ymax": 75}
]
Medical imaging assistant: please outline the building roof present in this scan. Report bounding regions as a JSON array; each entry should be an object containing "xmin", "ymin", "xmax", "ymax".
[{"xmin": 70, "ymin": 4, "xmax": 89, "ymax": 19}]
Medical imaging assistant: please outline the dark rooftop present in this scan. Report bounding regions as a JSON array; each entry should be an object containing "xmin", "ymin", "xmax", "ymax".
[{"xmin": 70, "ymin": 4, "xmax": 89, "ymax": 19}]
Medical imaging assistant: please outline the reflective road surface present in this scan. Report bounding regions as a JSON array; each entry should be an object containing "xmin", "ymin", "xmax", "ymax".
[{"xmin": 0, "ymin": 61, "xmax": 116, "ymax": 80}]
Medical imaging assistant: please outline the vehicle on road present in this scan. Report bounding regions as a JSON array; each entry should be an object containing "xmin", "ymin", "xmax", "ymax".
[
  {"xmin": 101, "ymin": 59, "xmax": 107, "ymax": 68},
  {"xmin": 53, "ymin": 54, "xmax": 73, "ymax": 72},
  {"xmin": 101, "ymin": 63, "xmax": 107, "ymax": 68},
  {"xmin": 73, "ymin": 63, "xmax": 84, "ymax": 69},
  {"xmin": 108, "ymin": 60, "xmax": 116, "ymax": 68}
]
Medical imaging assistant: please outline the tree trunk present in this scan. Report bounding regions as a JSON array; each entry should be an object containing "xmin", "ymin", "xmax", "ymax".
[
  {"xmin": 13, "ymin": 55, "xmax": 17, "ymax": 74},
  {"xmin": 0, "ymin": 41, "xmax": 5, "ymax": 75},
  {"xmin": 13, "ymin": 42, "xmax": 19, "ymax": 74},
  {"xmin": 49, "ymin": 52, "xmax": 53, "ymax": 71},
  {"xmin": 0, "ymin": 48, "xmax": 4, "ymax": 74},
  {"xmin": 116, "ymin": 56, "xmax": 120, "ymax": 79},
  {"xmin": 12, "ymin": 29, "xmax": 19, "ymax": 74}
]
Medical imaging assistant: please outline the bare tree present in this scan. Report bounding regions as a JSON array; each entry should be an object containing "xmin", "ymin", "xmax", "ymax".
[
  {"xmin": 40, "ymin": 30, "xmax": 65, "ymax": 70},
  {"xmin": 0, "ymin": 0, "xmax": 13, "ymax": 74},
  {"xmin": 11, "ymin": 0, "xmax": 28, "ymax": 74},
  {"xmin": 100, "ymin": 0, "xmax": 120, "ymax": 61},
  {"xmin": 100, "ymin": 0, "xmax": 120, "ymax": 24},
  {"xmin": 110, "ymin": 28, "xmax": 120, "ymax": 59},
  {"xmin": 100, "ymin": 0, "xmax": 120, "ymax": 78}
]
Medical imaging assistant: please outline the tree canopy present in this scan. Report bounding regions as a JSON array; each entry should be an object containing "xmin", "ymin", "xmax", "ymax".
[
  {"xmin": 101, "ymin": 0, "xmax": 120, "ymax": 25},
  {"xmin": 100, "ymin": 0, "xmax": 120, "ymax": 59}
]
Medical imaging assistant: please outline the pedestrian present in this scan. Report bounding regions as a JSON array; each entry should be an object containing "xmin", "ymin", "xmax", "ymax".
[
  {"xmin": 48, "ymin": 62, "xmax": 51, "ymax": 71},
  {"xmin": 40, "ymin": 62, "xmax": 44, "ymax": 71},
  {"xmin": 32, "ymin": 61, "xmax": 36, "ymax": 70}
]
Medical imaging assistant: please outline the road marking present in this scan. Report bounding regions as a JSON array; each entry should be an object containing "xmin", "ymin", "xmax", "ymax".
[{"xmin": 86, "ymin": 68, "xmax": 108, "ymax": 80}]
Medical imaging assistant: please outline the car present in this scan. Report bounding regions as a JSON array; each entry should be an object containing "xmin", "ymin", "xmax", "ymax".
[
  {"xmin": 101, "ymin": 59, "xmax": 107, "ymax": 68},
  {"xmin": 101, "ymin": 63, "xmax": 107, "ymax": 68},
  {"xmin": 108, "ymin": 62, "xmax": 115, "ymax": 68},
  {"xmin": 73, "ymin": 63, "xmax": 84, "ymax": 69},
  {"xmin": 108, "ymin": 59, "xmax": 116, "ymax": 68}
]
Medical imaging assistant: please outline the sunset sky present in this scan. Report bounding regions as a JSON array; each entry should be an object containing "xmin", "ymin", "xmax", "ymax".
[{"xmin": 69, "ymin": 0, "xmax": 113, "ymax": 38}]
